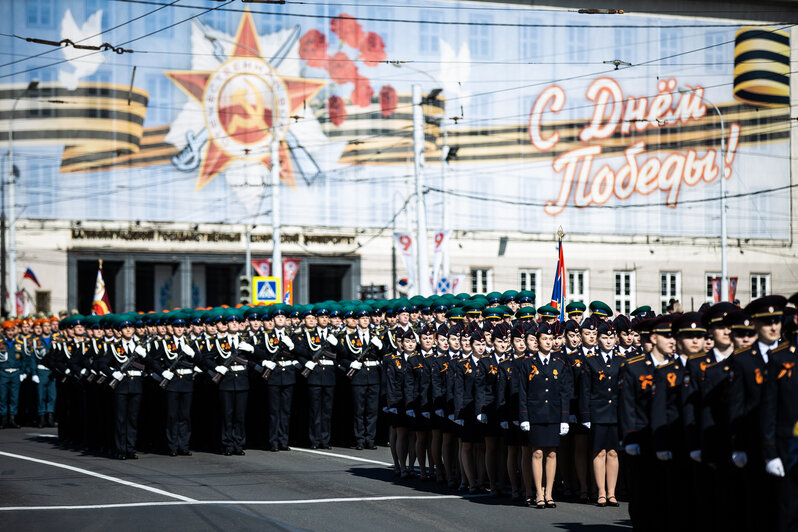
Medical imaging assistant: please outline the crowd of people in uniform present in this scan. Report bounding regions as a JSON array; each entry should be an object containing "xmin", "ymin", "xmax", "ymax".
[{"xmin": 2, "ymin": 289, "xmax": 797, "ymax": 531}]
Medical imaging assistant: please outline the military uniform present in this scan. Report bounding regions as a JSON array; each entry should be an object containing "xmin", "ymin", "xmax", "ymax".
[
  {"xmin": 339, "ymin": 322, "xmax": 383, "ymax": 449},
  {"xmin": 295, "ymin": 321, "xmax": 338, "ymax": 449}
]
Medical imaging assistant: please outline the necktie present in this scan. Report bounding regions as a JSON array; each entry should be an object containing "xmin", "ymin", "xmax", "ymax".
[
  {"xmin": 544, "ymin": 357, "xmax": 549, "ymax": 366},
  {"xmin": 605, "ymin": 354, "xmax": 611, "ymax": 365}
]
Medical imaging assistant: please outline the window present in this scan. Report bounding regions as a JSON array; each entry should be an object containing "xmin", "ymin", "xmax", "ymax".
[
  {"xmin": 660, "ymin": 271, "xmax": 681, "ymax": 313},
  {"xmin": 419, "ymin": 10, "xmax": 443, "ymax": 54},
  {"xmin": 85, "ymin": 0, "xmax": 110, "ymax": 29},
  {"xmin": 204, "ymin": 10, "xmax": 232, "ymax": 34},
  {"xmin": 567, "ymin": 270, "xmax": 588, "ymax": 304},
  {"xmin": 145, "ymin": 4, "xmax": 173, "ymax": 37},
  {"xmin": 145, "ymin": 74, "xmax": 174, "ymax": 125},
  {"xmin": 259, "ymin": 14, "xmax": 283, "ymax": 36},
  {"xmin": 35, "ymin": 290, "xmax": 51, "ymax": 314},
  {"xmin": 614, "ymin": 271, "xmax": 635, "ymax": 315},
  {"xmin": 23, "ymin": 159, "xmax": 51, "ymax": 219},
  {"xmin": 469, "ymin": 14, "xmax": 492, "ymax": 59},
  {"xmin": 751, "ymin": 274, "xmax": 770, "ymax": 299},
  {"xmin": 28, "ymin": 69, "xmax": 54, "ymax": 118},
  {"xmin": 567, "ymin": 27, "xmax": 587, "ymax": 62},
  {"xmin": 519, "ymin": 18, "xmax": 540, "ymax": 60},
  {"xmin": 519, "ymin": 269, "xmax": 540, "ymax": 304},
  {"xmin": 471, "ymin": 93, "xmax": 492, "ymax": 124},
  {"xmin": 368, "ymin": 6, "xmax": 394, "ymax": 54},
  {"xmin": 614, "ymin": 28, "xmax": 635, "ymax": 64},
  {"xmin": 704, "ymin": 32, "xmax": 725, "ymax": 73},
  {"xmin": 660, "ymin": 28, "xmax": 681, "ymax": 66},
  {"xmin": 26, "ymin": 0, "xmax": 54, "ymax": 28},
  {"xmin": 706, "ymin": 272, "xmax": 721, "ymax": 303},
  {"xmin": 471, "ymin": 268, "xmax": 492, "ymax": 293}
]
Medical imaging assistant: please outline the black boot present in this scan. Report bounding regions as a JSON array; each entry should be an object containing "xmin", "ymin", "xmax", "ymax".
[
  {"xmin": 8, "ymin": 415, "xmax": 20, "ymax": 429},
  {"xmin": 47, "ymin": 413, "xmax": 55, "ymax": 427},
  {"xmin": 36, "ymin": 415, "xmax": 45, "ymax": 428},
  {"xmin": 1, "ymin": 415, "xmax": 8, "ymax": 428}
]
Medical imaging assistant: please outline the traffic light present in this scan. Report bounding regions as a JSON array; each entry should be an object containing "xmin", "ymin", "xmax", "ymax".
[{"xmin": 239, "ymin": 276, "xmax": 251, "ymax": 303}]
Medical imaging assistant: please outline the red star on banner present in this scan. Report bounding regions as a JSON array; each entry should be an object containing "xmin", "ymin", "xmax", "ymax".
[{"xmin": 166, "ymin": 10, "xmax": 326, "ymax": 190}]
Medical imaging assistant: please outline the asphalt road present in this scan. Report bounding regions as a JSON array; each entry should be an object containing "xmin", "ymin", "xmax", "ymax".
[{"xmin": 0, "ymin": 427, "xmax": 631, "ymax": 532}]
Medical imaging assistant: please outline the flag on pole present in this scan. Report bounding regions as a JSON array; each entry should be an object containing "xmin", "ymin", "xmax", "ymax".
[
  {"xmin": 92, "ymin": 259, "xmax": 112, "ymax": 315},
  {"xmin": 550, "ymin": 237, "xmax": 566, "ymax": 321},
  {"xmin": 23, "ymin": 267, "xmax": 42, "ymax": 288}
]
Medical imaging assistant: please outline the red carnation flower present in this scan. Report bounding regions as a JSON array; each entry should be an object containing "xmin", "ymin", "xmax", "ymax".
[
  {"xmin": 351, "ymin": 76, "xmax": 374, "ymax": 107},
  {"xmin": 328, "ymin": 95, "xmax": 347, "ymax": 126},
  {"xmin": 328, "ymin": 51, "xmax": 359, "ymax": 84},
  {"xmin": 359, "ymin": 32, "xmax": 386, "ymax": 66},
  {"xmin": 330, "ymin": 14, "xmax": 365, "ymax": 48},
  {"xmin": 298, "ymin": 29, "xmax": 329, "ymax": 68},
  {"xmin": 379, "ymin": 85, "xmax": 398, "ymax": 117}
]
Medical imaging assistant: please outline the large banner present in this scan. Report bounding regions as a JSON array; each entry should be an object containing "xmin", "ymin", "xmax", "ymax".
[{"xmin": 0, "ymin": 2, "xmax": 790, "ymax": 239}]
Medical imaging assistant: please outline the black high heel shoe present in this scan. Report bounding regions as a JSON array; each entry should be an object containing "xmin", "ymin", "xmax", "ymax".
[{"xmin": 607, "ymin": 495, "xmax": 620, "ymax": 507}]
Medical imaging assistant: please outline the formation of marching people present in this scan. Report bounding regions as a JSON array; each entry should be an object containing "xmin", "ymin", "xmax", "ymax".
[{"xmin": 2, "ymin": 289, "xmax": 798, "ymax": 531}]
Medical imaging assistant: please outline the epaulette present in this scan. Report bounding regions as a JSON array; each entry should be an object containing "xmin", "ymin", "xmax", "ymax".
[
  {"xmin": 688, "ymin": 352, "xmax": 706, "ymax": 360},
  {"xmin": 627, "ymin": 355, "xmax": 645, "ymax": 364},
  {"xmin": 585, "ymin": 352, "xmax": 598, "ymax": 358},
  {"xmin": 771, "ymin": 341, "xmax": 791, "ymax": 354},
  {"xmin": 732, "ymin": 346, "xmax": 749, "ymax": 355},
  {"xmin": 658, "ymin": 359, "xmax": 676, "ymax": 369}
]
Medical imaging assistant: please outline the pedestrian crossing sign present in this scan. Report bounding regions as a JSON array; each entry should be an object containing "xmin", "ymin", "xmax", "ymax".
[{"xmin": 253, "ymin": 276, "xmax": 281, "ymax": 304}]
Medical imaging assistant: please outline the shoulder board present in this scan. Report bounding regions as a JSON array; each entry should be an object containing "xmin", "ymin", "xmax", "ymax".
[
  {"xmin": 688, "ymin": 352, "xmax": 706, "ymax": 360},
  {"xmin": 627, "ymin": 355, "xmax": 645, "ymax": 364},
  {"xmin": 771, "ymin": 341, "xmax": 791, "ymax": 354},
  {"xmin": 732, "ymin": 346, "xmax": 751, "ymax": 355},
  {"xmin": 658, "ymin": 360, "xmax": 676, "ymax": 369}
]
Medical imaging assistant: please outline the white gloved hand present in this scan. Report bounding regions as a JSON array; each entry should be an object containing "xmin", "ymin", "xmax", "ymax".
[
  {"xmin": 32, "ymin": 375, "xmax": 40, "ymax": 384},
  {"xmin": 387, "ymin": 407, "xmax": 398, "ymax": 414},
  {"xmin": 181, "ymin": 344, "xmax": 195, "ymax": 357},
  {"xmin": 305, "ymin": 361, "xmax": 317, "ymax": 371},
  {"xmin": 370, "ymin": 337, "xmax": 383, "ymax": 350},
  {"xmin": 454, "ymin": 418, "xmax": 465, "ymax": 427},
  {"xmin": 689, "ymin": 450, "xmax": 702, "ymax": 463},
  {"xmin": 135, "ymin": 345, "xmax": 147, "ymax": 357},
  {"xmin": 80, "ymin": 368, "xmax": 87, "ymax": 376},
  {"xmin": 520, "ymin": 421, "xmax": 531, "ymax": 432},
  {"xmin": 447, "ymin": 414, "xmax": 455, "ymax": 422},
  {"xmin": 435, "ymin": 409, "xmax": 444, "ymax": 417},
  {"xmin": 422, "ymin": 411, "xmax": 430, "ymax": 419},
  {"xmin": 112, "ymin": 371, "xmax": 124, "ymax": 381},
  {"xmin": 162, "ymin": 370, "xmax": 174, "ymax": 381},
  {"xmin": 19, "ymin": 373, "xmax": 27, "ymax": 382},
  {"xmin": 214, "ymin": 365, "xmax": 229, "ymax": 375},
  {"xmin": 406, "ymin": 409, "xmax": 416, "ymax": 418},
  {"xmin": 560, "ymin": 423, "xmax": 570, "ymax": 436},
  {"xmin": 656, "ymin": 451, "xmax": 673, "ymax": 461},
  {"xmin": 262, "ymin": 360, "xmax": 277, "ymax": 370},
  {"xmin": 350, "ymin": 361, "xmax": 363, "ymax": 370},
  {"xmin": 625, "ymin": 444, "xmax": 641, "ymax": 456},
  {"xmin": 512, "ymin": 420, "xmax": 520, "ymax": 426},
  {"xmin": 65, "ymin": 368, "xmax": 71, "ymax": 375},
  {"xmin": 382, "ymin": 406, "xmax": 389, "ymax": 413},
  {"xmin": 238, "ymin": 341, "xmax": 254, "ymax": 353},
  {"xmin": 765, "ymin": 458, "xmax": 785, "ymax": 477},
  {"xmin": 477, "ymin": 413, "xmax": 487, "ymax": 424},
  {"xmin": 732, "ymin": 451, "xmax": 748, "ymax": 469},
  {"xmin": 582, "ymin": 422, "xmax": 591, "ymax": 430},
  {"xmin": 281, "ymin": 337, "xmax": 295, "ymax": 350},
  {"xmin": 326, "ymin": 335, "xmax": 338, "ymax": 346},
  {"xmin": 569, "ymin": 414, "xmax": 577, "ymax": 424},
  {"xmin": 500, "ymin": 421, "xmax": 509, "ymax": 429}
]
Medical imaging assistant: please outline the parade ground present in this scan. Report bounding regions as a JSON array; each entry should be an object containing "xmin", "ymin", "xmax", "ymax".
[{"xmin": 0, "ymin": 426, "xmax": 630, "ymax": 531}]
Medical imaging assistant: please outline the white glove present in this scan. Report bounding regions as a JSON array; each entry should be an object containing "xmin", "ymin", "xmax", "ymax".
[
  {"xmin": 162, "ymin": 370, "xmax": 174, "ymax": 381},
  {"xmin": 238, "ymin": 341, "xmax": 254, "ymax": 353},
  {"xmin": 582, "ymin": 422, "xmax": 591, "ymax": 430},
  {"xmin": 765, "ymin": 458, "xmax": 785, "ymax": 477},
  {"xmin": 406, "ymin": 409, "xmax": 416, "ymax": 418},
  {"xmin": 422, "ymin": 411, "xmax": 430, "ymax": 419},
  {"xmin": 512, "ymin": 420, "xmax": 520, "ymax": 426},
  {"xmin": 476, "ymin": 413, "xmax": 487, "ymax": 424},
  {"xmin": 500, "ymin": 421, "xmax": 509, "ymax": 429},
  {"xmin": 370, "ymin": 337, "xmax": 383, "ymax": 350},
  {"xmin": 625, "ymin": 444, "xmax": 641, "ymax": 456},
  {"xmin": 569, "ymin": 414, "xmax": 577, "ymax": 424},
  {"xmin": 732, "ymin": 451, "xmax": 748, "ymax": 468},
  {"xmin": 350, "ymin": 361, "xmax": 363, "ymax": 370},
  {"xmin": 281, "ymin": 337, "xmax": 295, "ymax": 350},
  {"xmin": 520, "ymin": 421, "xmax": 531, "ymax": 432},
  {"xmin": 455, "ymin": 418, "xmax": 465, "ymax": 426},
  {"xmin": 112, "ymin": 371, "xmax": 124, "ymax": 381},
  {"xmin": 65, "ymin": 368, "xmax": 71, "ymax": 375},
  {"xmin": 32, "ymin": 375, "xmax": 40, "ymax": 384},
  {"xmin": 435, "ymin": 409, "xmax": 444, "ymax": 417},
  {"xmin": 80, "ymin": 368, "xmax": 87, "ymax": 376},
  {"xmin": 560, "ymin": 423, "xmax": 570, "ymax": 436},
  {"xmin": 305, "ymin": 361, "xmax": 317, "ymax": 371},
  {"xmin": 19, "ymin": 373, "xmax": 27, "ymax": 382},
  {"xmin": 690, "ymin": 450, "xmax": 702, "ymax": 463},
  {"xmin": 382, "ymin": 406, "xmax": 389, "ymax": 413},
  {"xmin": 656, "ymin": 451, "xmax": 673, "ymax": 461},
  {"xmin": 214, "ymin": 365, "xmax": 229, "ymax": 375},
  {"xmin": 263, "ymin": 360, "xmax": 277, "ymax": 370},
  {"xmin": 447, "ymin": 414, "xmax": 455, "ymax": 421},
  {"xmin": 387, "ymin": 407, "xmax": 398, "ymax": 414},
  {"xmin": 326, "ymin": 335, "xmax": 338, "ymax": 346},
  {"xmin": 181, "ymin": 344, "xmax": 195, "ymax": 357},
  {"xmin": 135, "ymin": 345, "xmax": 147, "ymax": 357}
]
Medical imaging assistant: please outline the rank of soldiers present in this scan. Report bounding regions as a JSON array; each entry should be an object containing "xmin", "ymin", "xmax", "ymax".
[{"xmin": 2, "ymin": 290, "xmax": 797, "ymax": 531}]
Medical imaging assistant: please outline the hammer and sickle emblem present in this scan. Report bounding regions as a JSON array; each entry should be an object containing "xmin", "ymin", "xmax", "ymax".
[{"xmin": 228, "ymin": 79, "xmax": 269, "ymax": 134}]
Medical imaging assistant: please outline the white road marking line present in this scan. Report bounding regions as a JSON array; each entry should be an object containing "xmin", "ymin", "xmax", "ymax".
[
  {"xmin": 26, "ymin": 433, "xmax": 59, "ymax": 438},
  {"xmin": 0, "ymin": 494, "xmax": 482, "ymax": 512},
  {"xmin": 288, "ymin": 447, "xmax": 394, "ymax": 466},
  {"xmin": 0, "ymin": 450, "xmax": 196, "ymax": 502}
]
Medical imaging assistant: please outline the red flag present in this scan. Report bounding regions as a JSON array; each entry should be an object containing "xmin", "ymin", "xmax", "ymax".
[{"xmin": 92, "ymin": 260, "xmax": 112, "ymax": 315}]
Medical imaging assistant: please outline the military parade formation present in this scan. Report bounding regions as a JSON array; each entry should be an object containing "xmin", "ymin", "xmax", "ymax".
[{"xmin": 2, "ymin": 290, "xmax": 797, "ymax": 531}]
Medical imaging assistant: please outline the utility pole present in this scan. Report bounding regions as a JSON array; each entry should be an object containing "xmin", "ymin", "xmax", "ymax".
[
  {"xmin": 271, "ymin": 136, "xmax": 282, "ymax": 301},
  {"xmin": 412, "ymin": 85, "xmax": 429, "ymax": 296}
]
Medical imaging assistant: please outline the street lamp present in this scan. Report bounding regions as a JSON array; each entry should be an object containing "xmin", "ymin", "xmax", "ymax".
[
  {"xmin": 680, "ymin": 86, "xmax": 728, "ymax": 301},
  {"xmin": 7, "ymin": 79, "xmax": 38, "ymax": 315}
]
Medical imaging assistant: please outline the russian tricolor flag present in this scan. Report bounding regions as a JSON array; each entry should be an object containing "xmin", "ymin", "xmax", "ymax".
[{"xmin": 550, "ymin": 238, "xmax": 565, "ymax": 321}]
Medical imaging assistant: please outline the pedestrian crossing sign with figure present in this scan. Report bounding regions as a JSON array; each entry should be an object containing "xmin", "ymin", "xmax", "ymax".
[{"xmin": 253, "ymin": 276, "xmax": 281, "ymax": 305}]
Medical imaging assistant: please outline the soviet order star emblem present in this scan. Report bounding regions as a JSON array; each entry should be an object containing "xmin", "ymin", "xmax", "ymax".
[{"xmin": 166, "ymin": 10, "xmax": 326, "ymax": 189}]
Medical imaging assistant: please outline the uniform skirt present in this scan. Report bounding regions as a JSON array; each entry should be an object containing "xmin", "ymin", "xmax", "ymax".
[
  {"xmin": 591, "ymin": 422, "xmax": 620, "ymax": 451},
  {"xmin": 460, "ymin": 404, "xmax": 482, "ymax": 443},
  {"xmin": 504, "ymin": 423, "xmax": 524, "ymax": 446},
  {"xmin": 527, "ymin": 423, "xmax": 560, "ymax": 448}
]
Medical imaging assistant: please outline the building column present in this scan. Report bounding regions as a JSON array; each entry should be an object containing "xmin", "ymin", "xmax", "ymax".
[
  {"xmin": 122, "ymin": 257, "xmax": 135, "ymax": 312},
  {"xmin": 178, "ymin": 257, "xmax": 192, "ymax": 308}
]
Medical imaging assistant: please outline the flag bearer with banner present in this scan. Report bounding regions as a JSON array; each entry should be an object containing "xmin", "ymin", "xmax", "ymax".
[
  {"xmin": 550, "ymin": 232, "xmax": 566, "ymax": 321},
  {"xmin": 92, "ymin": 260, "xmax": 112, "ymax": 315}
]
